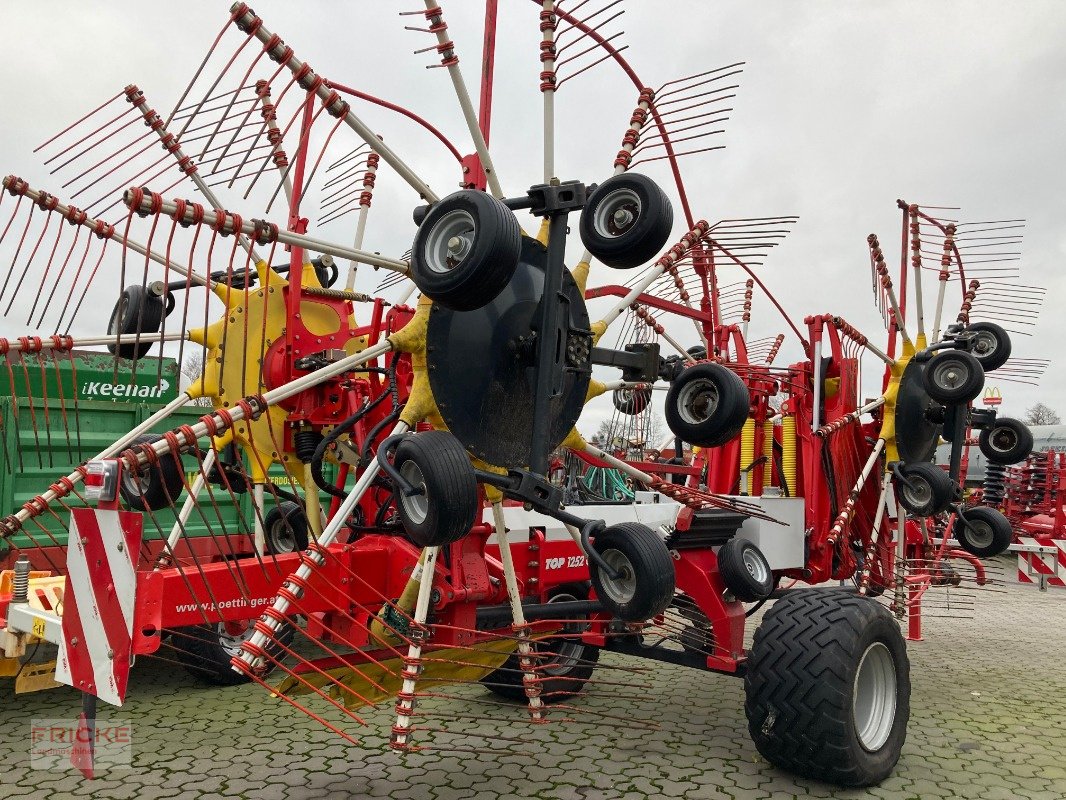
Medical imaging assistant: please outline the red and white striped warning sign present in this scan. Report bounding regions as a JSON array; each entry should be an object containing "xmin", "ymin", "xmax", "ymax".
[
  {"xmin": 1017, "ymin": 535, "xmax": 1066, "ymax": 589},
  {"xmin": 55, "ymin": 507, "xmax": 143, "ymax": 706}
]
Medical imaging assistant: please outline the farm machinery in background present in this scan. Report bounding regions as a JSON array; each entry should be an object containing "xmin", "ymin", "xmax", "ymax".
[{"xmin": 0, "ymin": 0, "xmax": 1045, "ymax": 788}]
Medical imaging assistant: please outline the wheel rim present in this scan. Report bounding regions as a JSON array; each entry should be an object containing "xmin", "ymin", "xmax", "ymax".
[
  {"xmin": 677, "ymin": 378, "xmax": 720, "ymax": 425},
  {"xmin": 741, "ymin": 546, "xmax": 769, "ymax": 586},
  {"xmin": 988, "ymin": 426, "xmax": 1017, "ymax": 454},
  {"xmin": 931, "ymin": 358, "xmax": 970, "ymax": 393},
  {"xmin": 540, "ymin": 593, "xmax": 587, "ymax": 676},
  {"xmin": 853, "ymin": 641, "xmax": 897, "ymax": 751},
  {"xmin": 423, "ymin": 209, "xmax": 476, "ymax": 274},
  {"xmin": 962, "ymin": 518, "xmax": 994, "ymax": 549},
  {"xmin": 599, "ymin": 549, "xmax": 637, "ymax": 605},
  {"xmin": 399, "ymin": 460, "xmax": 430, "ymax": 525},
  {"xmin": 109, "ymin": 294, "xmax": 130, "ymax": 335},
  {"xmin": 593, "ymin": 188, "xmax": 641, "ymax": 238},
  {"xmin": 972, "ymin": 330, "xmax": 999, "ymax": 360},
  {"xmin": 121, "ymin": 467, "xmax": 151, "ymax": 497},
  {"xmin": 269, "ymin": 517, "xmax": 297, "ymax": 553},
  {"xmin": 216, "ymin": 621, "xmax": 254, "ymax": 658},
  {"xmin": 900, "ymin": 474, "xmax": 931, "ymax": 509}
]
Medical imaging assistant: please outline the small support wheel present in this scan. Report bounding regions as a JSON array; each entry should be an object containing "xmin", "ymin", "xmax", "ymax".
[
  {"xmin": 119, "ymin": 434, "xmax": 185, "ymax": 512},
  {"xmin": 892, "ymin": 462, "xmax": 954, "ymax": 517},
  {"xmin": 745, "ymin": 590, "xmax": 910, "ymax": 787},
  {"xmin": 392, "ymin": 431, "xmax": 478, "ymax": 547},
  {"xmin": 579, "ymin": 173, "xmax": 674, "ymax": 269},
  {"xmin": 107, "ymin": 284, "xmax": 166, "ymax": 359},
  {"xmin": 589, "ymin": 522, "xmax": 675, "ymax": 622},
  {"xmin": 717, "ymin": 537, "xmax": 774, "ymax": 602},
  {"xmin": 665, "ymin": 362, "xmax": 750, "ymax": 447},
  {"xmin": 173, "ymin": 620, "xmax": 294, "ymax": 686},
  {"xmin": 953, "ymin": 506, "xmax": 1012, "ymax": 558},
  {"xmin": 612, "ymin": 386, "xmax": 651, "ymax": 415},
  {"xmin": 979, "ymin": 417, "xmax": 1033, "ymax": 465},
  {"xmin": 965, "ymin": 321, "xmax": 1011, "ymax": 372},
  {"xmin": 481, "ymin": 583, "xmax": 600, "ymax": 703},
  {"xmin": 263, "ymin": 501, "xmax": 309, "ymax": 554},
  {"xmin": 410, "ymin": 190, "xmax": 522, "ymax": 311},
  {"xmin": 921, "ymin": 351, "xmax": 984, "ymax": 405}
]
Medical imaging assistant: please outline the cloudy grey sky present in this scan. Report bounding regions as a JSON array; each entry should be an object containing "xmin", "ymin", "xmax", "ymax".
[{"xmin": 2, "ymin": 2, "xmax": 1064, "ymax": 435}]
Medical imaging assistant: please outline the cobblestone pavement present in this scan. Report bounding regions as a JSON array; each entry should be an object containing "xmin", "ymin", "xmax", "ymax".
[{"xmin": 3, "ymin": 566, "xmax": 1065, "ymax": 799}]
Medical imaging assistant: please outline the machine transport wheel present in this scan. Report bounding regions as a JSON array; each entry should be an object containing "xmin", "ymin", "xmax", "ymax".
[
  {"xmin": 966, "ymin": 321, "xmax": 1011, "ymax": 372},
  {"xmin": 590, "ymin": 523, "xmax": 675, "ymax": 622},
  {"xmin": 892, "ymin": 462, "xmax": 954, "ymax": 517},
  {"xmin": 744, "ymin": 590, "xmax": 910, "ymax": 787},
  {"xmin": 921, "ymin": 351, "xmax": 984, "ymax": 405},
  {"xmin": 717, "ymin": 537, "xmax": 774, "ymax": 602},
  {"xmin": 953, "ymin": 506, "xmax": 1012, "ymax": 558},
  {"xmin": 481, "ymin": 583, "xmax": 601, "ymax": 702},
  {"xmin": 119, "ymin": 434, "xmax": 185, "ymax": 512},
  {"xmin": 665, "ymin": 362, "xmax": 750, "ymax": 448},
  {"xmin": 263, "ymin": 501, "xmax": 309, "ymax": 554},
  {"xmin": 107, "ymin": 284, "xmax": 166, "ymax": 359},
  {"xmin": 173, "ymin": 620, "xmax": 294, "ymax": 686},
  {"xmin": 579, "ymin": 173, "xmax": 673, "ymax": 269},
  {"xmin": 979, "ymin": 417, "xmax": 1033, "ymax": 465},
  {"xmin": 392, "ymin": 431, "xmax": 479, "ymax": 547},
  {"xmin": 612, "ymin": 386, "xmax": 651, "ymax": 415},
  {"xmin": 410, "ymin": 190, "xmax": 521, "ymax": 311}
]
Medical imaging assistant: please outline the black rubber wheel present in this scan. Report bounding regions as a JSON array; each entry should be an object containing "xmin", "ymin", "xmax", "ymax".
[
  {"xmin": 579, "ymin": 173, "xmax": 673, "ymax": 269},
  {"xmin": 892, "ymin": 462, "xmax": 954, "ymax": 517},
  {"xmin": 119, "ymin": 434, "xmax": 185, "ymax": 512},
  {"xmin": 921, "ymin": 351, "xmax": 984, "ymax": 405},
  {"xmin": 717, "ymin": 538, "xmax": 774, "ymax": 602},
  {"xmin": 979, "ymin": 417, "xmax": 1033, "ymax": 465},
  {"xmin": 744, "ymin": 590, "xmax": 910, "ymax": 787},
  {"xmin": 953, "ymin": 506, "xmax": 1012, "ymax": 558},
  {"xmin": 392, "ymin": 431, "xmax": 478, "ymax": 547},
  {"xmin": 263, "ymin": 501, "xmax": 309, "ymax": 554},
  {"xmin": 665, "ymin": 362, "xmax": 750, "ymax": 448},
  {"xmin": 966, "ymin": 321, "xmax": 1011, "ymax": 372},
  {"xmin": 481, "ymin": 583, "xmax": 600, "ymax": 703},
  {"xmin": 590, "ymin": 522, "xmax": 675, "ymax": 622},
  {"xmin": 172, "ymin": 620, "xmax": 294, "ymax": 686},
  {"xmin": 410, "ymin": 190, "xmax": 521, "ymax": 311},
  {"xmin": 612, "ymin": 386, "xmax": 652, "ymax": 415},
  {"xmin": 107, "ymin": 284, "xmax": 165, "ymax": 359}
]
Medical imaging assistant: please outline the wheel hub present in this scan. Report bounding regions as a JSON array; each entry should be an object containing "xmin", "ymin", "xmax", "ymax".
[{"xmin": 853, "ymin": 641, "xmax": 897, "ymax": 751}]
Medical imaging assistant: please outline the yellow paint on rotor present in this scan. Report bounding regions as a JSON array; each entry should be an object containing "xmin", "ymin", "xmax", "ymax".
[
  {"xmin": 186, "ymin": 261, "xmax": 365, "ymax": 483},
  {"xmin": 876, "ymin": 334, "xmax": 925, "ymax": 465}
]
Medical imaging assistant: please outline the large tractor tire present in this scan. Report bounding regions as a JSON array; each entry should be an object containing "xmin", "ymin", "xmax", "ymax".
[{"xmin": 744, "ymin": 590, "xmax": 910, "ymax": 787}]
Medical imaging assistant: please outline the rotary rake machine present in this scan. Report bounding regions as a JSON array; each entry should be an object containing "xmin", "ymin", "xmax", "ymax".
[{"xmin": 0, "ymin": 1, "xmax": 1042, "ymax": 788}]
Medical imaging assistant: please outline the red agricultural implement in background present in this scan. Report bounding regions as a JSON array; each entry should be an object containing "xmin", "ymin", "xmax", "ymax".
[{"xmin": 0, "ymin": 1, "xmax": 1047, "ymax": 788}]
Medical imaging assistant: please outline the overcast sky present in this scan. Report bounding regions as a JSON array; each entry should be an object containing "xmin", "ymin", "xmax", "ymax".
[{"xmin": 1, "ymin": 2, "xmax": 1064, "ymax": 436}]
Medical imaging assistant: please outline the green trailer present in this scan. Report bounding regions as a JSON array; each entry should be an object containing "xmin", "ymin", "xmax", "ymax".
[{"xmin": 0, "ymin": 350, "xmax": 255, "ymax": 562}]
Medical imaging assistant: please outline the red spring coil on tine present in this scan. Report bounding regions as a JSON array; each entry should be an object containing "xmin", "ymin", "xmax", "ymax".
[
  {"xmin": 34, "ymin": 192, "xmax": 59, "ymax": 212},
  {"xmin": 18, "ymin": 336, "xmax": 43, "ymax": 353},
  {"xmin": 4, "ymin": 176, "xmax": 29, "ymax": 196},
  {"xmin": 251, "ymin": 218, "xmax": 278, "ymax": 245},
  {"xmin": 50, "ymin": 335, "xmax": 74, "ymax": 351},
  {"xmin": 0, "ymin": 339, "xmax": 7, "ymax": 355},
  {"xmin": 64, "ymin": 204, "xmax": 88, "ymax": 226}
]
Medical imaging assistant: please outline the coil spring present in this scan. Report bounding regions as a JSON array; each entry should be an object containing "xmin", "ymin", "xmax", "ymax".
[
  {"xmin": 982, "ymin": 460, "xmax": 1007, "ymax": 507},
  {"xmin": 12, "ymin": 554, "xmax": 30, "ymax": 603},
  {"xmin": 294, "ymin": 429, "xmax": 325, "ymax": 463}
]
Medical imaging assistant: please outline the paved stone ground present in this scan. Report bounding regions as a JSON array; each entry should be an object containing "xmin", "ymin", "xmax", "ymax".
[{"xmin": 3, "ymin": 564, "xmax": 1066, "ymax": 799}]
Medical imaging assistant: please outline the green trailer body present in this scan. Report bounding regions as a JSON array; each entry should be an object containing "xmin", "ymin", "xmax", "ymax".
[{"xmin": 0, "ymin": 351, "xmax": 248, "ymax": 556}]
